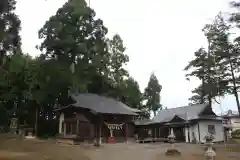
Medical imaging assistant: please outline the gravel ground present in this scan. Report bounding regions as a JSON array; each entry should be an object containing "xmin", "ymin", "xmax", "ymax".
[
  {"xmin": 0, "ymin": 137, "xmax": 239, "ymax": 160},
  {"xmin": 85, "ymin": 142, "xmax": 240, "ymax": 160},
  {"xmin": 85, "ymin": 143, "xmax": 203, "ymax": 160}
]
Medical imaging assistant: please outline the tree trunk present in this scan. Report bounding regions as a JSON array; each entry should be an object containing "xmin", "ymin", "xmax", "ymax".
[
  {"xmin": 229, "ymin": 59, "xmax": 240, "ymax": 114},
  {"xmin": 94, "ymin": 116, "xmax": 101, "ymax": 147},
  {"xmin": 207, "ymin": 40, "xmax": 212, "ymax": 108},
  {"xmin": 201, "ymin": 70, "xmax": 205, "ymax": 104},
  {"xmin": 153, "ymin": 111, "xmax": 156, "ymax": 117},
  {"xmin": 35, "ymin": 105, "xmax": 38, "ymax": 137},
  {"xmin": 207, "ymin": 93, "xmax": 212, "ymax": 108}
]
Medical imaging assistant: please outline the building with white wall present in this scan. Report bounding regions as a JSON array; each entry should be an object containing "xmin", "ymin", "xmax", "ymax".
[
  {"xmin": 222, "ymin": 110, "xmax": 240, "ymax": 135},
  {"xmin": 151, "ymin": 104, "xmax": 224, "ymax": 143}
]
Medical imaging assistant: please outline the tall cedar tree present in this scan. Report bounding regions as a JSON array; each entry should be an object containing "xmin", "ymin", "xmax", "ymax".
[
  {"xmin": 38, "ymin": 0, "xmax": 110, "ymax": 93},
  {"xmin": 144, "ymin": 73, "xmax": 162, "ymax": 116},
  {"xmin": 229, "ymin": 3, "xmax": 240, "ymax": 114},
  {"xmin": 0, "ymin": 0, "xmax": 21, "ymax": 60},
  {"xmin": 207, "ymin": 14, "xmax": 240, "ymax": 113},
  {"xmin": 185, "ymin": 48, "xmax": 209, "ymax": 104},
  {"xmin": 38, "ymin": 0, "xmax": 147, "ymax": 131},
  {"xmin": 0, "ymin": 0, "xmax": 21, "ymax": 118},
  {"xmin": 185, "ymin": 14, "xmax": 236, "ymax": 107},
  {"xmin": 184, "ymin": 40, "xmax": 228, "ymax": 106}
]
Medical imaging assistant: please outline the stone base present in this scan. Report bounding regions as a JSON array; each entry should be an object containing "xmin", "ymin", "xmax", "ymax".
[
  {"xmin": 93, "ymin": 143, "xmax": 101, "ymax": 147},
  {"xmin": 204, "ymin": 147, "xmax": 216, "ymax": 151},
  {"xmin": 205, "ymin": 149, "xmax": 216, "ymax": 160},
  {"xmin": 57, "ymin": 139, "xmax": 75, "ymax": 145},
  {"xmin": 25, "ymin": 136, "xmax": 36, "ymax": 139},
  {"xmin": 165, "ymin": 148, "xmax": 181, "ymax": 157}
]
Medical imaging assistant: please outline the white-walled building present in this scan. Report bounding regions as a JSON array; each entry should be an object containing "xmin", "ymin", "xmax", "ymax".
[
  {"xmin": 222, "ymin": 110, "xmax": 240, "ymax": 133},
  {"xmin": 149, "ymin": 104, "xmax": 225, "ymax": 143}
]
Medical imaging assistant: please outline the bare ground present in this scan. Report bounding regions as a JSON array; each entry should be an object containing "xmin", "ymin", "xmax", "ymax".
[{"xmin": 0, "ymin": 136, "xmax": 240, "ymax": 160}]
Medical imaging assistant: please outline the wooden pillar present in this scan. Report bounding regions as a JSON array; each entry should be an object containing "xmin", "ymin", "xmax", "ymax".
[
  {"xmin": 59, "ymin": 113, "xmax": 64, "ymax": 134},
  {"xmin": 151, "ymin": 127, "xmax": 154, "ymax": 140},
  {"xmin": 94, "ymin": 115, "xmax": 102, "ymax": 146},
  {"xmin": 99, "ymin": 122, "xmax": 102, "ymax": 145},
  {"xmin": 110, "ymin": 129, "xmax": 113, "ymax": 137},
  {"xmin": 93, "ymin": 122, "xmax": 99, "ymax": 146},
  {"xmin": 89, "ymin": 123, "xmax": 94, "ymax": 140},
  {"xmin": 154, "ymin": 127, "xmax": 157, "ymax": 139},
  {"xmin": 197, "ymin": 123, "xmax": 201, "ymax": 143},
  {"xmin": 64, "ymin": 122, "xmax": 66, "ymax": 136},
  {"xmin": 169, "ymin": 128, "xmax": 174, "ymax": 137},
  {"xmin": 185, "ymin": 126, "xmax": 189, "ymax": 143},
  {"xmin": 76, "ymin": 120, "xmax": 79, "ymax": 135},
  {"xmin": 159, "ymin": 127, "xmax": 161, "ymax": 137},
  {"xmin": 125, "ymin": 123, "xmax": 128, "ymax": 142},
  {"xmin": 35, "ymin": 106, "xmax": 38, "ymax": 137},
  {"xmin": 94, "ymin": 123, "xmax": 97, "ymax": 143}
]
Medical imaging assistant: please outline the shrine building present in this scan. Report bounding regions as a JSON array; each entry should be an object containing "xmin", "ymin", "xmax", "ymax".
[{"xmin": 55, "ymin": 93, "xmax": 141, "ymax": 144}]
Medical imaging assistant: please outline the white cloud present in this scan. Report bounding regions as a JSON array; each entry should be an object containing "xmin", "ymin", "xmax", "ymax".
[{"xmin": 16, "ymin": 0, "xmax": 238, "ymax": 114}]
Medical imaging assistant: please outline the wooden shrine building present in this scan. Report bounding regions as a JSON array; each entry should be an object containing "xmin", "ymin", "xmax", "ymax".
[{"xmin": 55, "ymin": 93, "xmax": 141, "ymax": 144}]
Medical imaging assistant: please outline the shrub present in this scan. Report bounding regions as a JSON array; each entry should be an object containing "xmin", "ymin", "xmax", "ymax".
[
  {"xmin": 232, "ymin": 129, "xmax": 240, "ymax": 139},
  {"xmin": 204, "ymin": 134, "xmax": 215, "ymax": 142},
  {"xmin": 39, "ymin": 134, "xmax": 49, "ymax": 140}
]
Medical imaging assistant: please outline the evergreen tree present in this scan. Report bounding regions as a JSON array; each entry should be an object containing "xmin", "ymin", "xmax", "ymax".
[
  {"xmin": 144, "ymin": 73, "xmax": 162, "ymax": 116},
  {"xmin": 0, "ymin": 0, "xmax": 21, "ymax": 60}
]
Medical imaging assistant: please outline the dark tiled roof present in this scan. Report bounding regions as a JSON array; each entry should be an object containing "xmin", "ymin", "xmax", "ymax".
[
  {"xmin": 67, "ymin": 93, "xmax": 139, "ymax": 115},
  {"xmin": 152, "ymin": 104, "xmax": 212, "ymax": 123},
  {"xmin": 221, "ymin": 110, "xmax": 239, "ymax": 118}
]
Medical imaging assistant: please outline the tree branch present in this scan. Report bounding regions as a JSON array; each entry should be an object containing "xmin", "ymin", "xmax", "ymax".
[{"xmin": 213, "ymin": 97, "xmax": 220, "ymax": 104}]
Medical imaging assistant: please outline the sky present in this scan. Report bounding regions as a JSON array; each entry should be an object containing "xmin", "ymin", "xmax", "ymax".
[{"xmin": 15, "ymin": 0, "xmax": 238, "ymax": 115}]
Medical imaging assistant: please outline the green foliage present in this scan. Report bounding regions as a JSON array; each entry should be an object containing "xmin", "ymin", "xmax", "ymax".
[
  {"xmin": 232, "ymin": 129, "xmax": 240, "ymax": 139},
  {"xmin": 38, "ymin": 0, "xmax": 110, "ymax": 92},
  {"xmin": 119, "ymin": 77, "xmax": 143, "ymax": 109},
  {"xmin": 144, "ymin": 73, "xmax": 162, "ymax": 116},
  {"xmin": 204, "ymin": 134, "xmax": 215, "ymax": 142},
  {"xmin": 185, "ymin": 13, "xmax": 240, "ymax": 111},
  {"xmin": 0, "ymin": 0, "xmax": 151, "ymax": 135},
  {"xmin": 37, "ymin": 0, "xmax": 146, "ymax": 109},
  {"xmin": 0, "ymin": 0, "xmax": 21, "ymax": 59}
]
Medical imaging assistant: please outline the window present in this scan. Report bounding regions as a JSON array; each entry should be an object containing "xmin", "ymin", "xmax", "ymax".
[
  {"xmin": 208, "ymin": 125, "xmax": 216, "ymax": 134},
  {"xmin": 222, "ymin": 120, "xmax": 229, "ymax": 124}
]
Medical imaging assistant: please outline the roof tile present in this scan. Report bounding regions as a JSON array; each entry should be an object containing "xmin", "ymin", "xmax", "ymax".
[{"xmin": 71, "ymin": 93, "xmax": 138, "ymax": 115}]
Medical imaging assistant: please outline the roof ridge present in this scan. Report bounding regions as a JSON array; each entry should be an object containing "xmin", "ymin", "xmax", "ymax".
[
  {"xmin": 157, "ymin": 103, "xmax": 206, "ymax": 112},
  {"xmin": 70, "ymin": 92, "xmax": 138, "ymax": 115},
  {"xmin": 153, "ymin": 103, "xmax": 208, "ymax": 123},
  {"xmin": 83, "ymin": 93, "xmax": 140, "ymax": 111}
]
